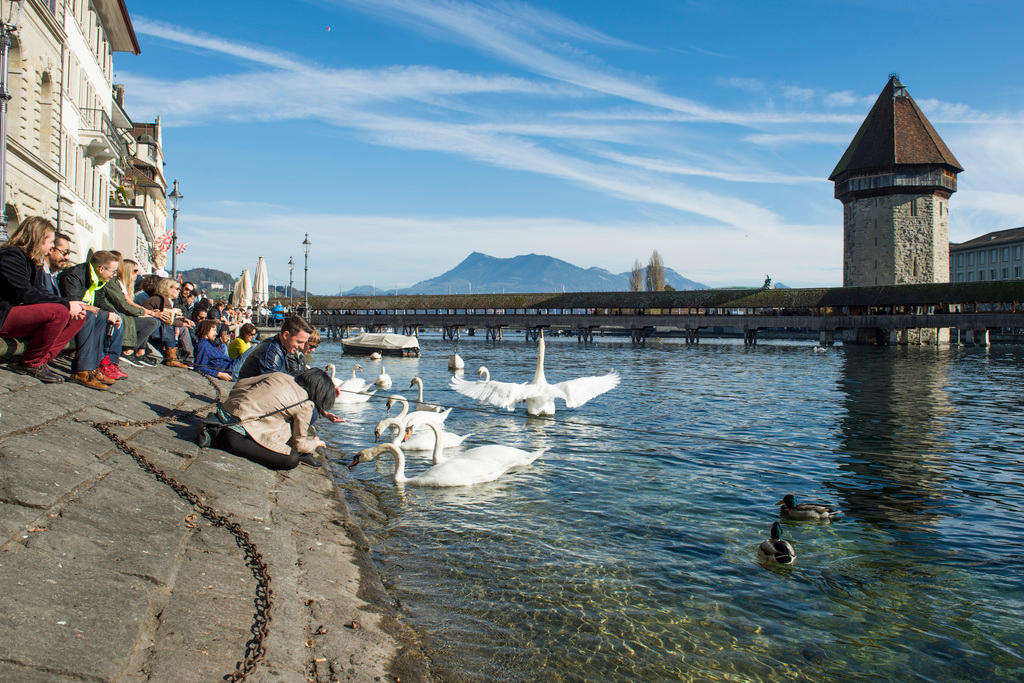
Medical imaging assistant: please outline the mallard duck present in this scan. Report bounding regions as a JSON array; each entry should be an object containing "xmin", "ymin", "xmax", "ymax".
[
  {"xmin": 777, "ymin": 494, "xmax": 842, "ymax": 521},
  {"xmin": 758, "ymin": 521, "xmax": 795, "ymax": 565}
]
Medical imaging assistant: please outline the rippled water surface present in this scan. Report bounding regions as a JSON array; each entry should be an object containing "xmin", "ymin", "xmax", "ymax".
[{"xmin": 318, "ymin": 336, "xmax": 1024, "ymax": 682}]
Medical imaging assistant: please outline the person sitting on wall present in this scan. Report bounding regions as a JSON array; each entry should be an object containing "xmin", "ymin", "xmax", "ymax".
[
  {"xmin": 141, "ymin": 278, "xmax": 189, "ymax": 368},
  {"xmin": 193, "ymin": 319, "xmax": 235, "ymax": 381},
  {"xmin": 228, "ymin": 322, "xmax": 257, "ymax": 360},
  {"xmin": 103, "ymin": 259, "xmax": 163, "ymax": 367},
  {"xmin": 0, "ymin": 216, "xmax": 88, "ymax": 383},
  {"xmin": 216, "ymin": 325, "xmax": 232, "ymax": 354},
  {"xmin": 213, "ymin": 368, "xmax": 337, "ymax": 470},
  {"xmin": 238, "ymin": 315, "xmax": 313, "ymax": 379},
  {"xmin": 57, "ymin": 249, "xmax": 127, "ymax": 388}
]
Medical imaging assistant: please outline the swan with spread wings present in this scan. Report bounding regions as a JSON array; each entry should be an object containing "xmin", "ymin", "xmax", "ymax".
[{"xmin": 449, "ymin": 330, "xmax": 619, "ymax": 416}]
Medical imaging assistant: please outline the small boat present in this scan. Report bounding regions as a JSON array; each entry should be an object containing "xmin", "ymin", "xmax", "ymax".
[{"xmin": 342, "ymin": 332, "xmax": 420, "ymax": 357}]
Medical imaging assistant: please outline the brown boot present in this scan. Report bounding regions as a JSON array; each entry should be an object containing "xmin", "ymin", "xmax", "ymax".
[
  {"xmin": 71, "ymin": 371, "xmax": 110, "ymax": 391},
  {"xmin": 163, "ymin": 347, "xmax": 188, "ymax": 369},
  {"xmin": 91, "ymin": 369, "xmax": 116, "ymax": 385}
]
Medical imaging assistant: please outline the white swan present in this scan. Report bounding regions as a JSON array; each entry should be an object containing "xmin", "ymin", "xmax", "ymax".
[
  {"xmin": 448, "ymin": 353, "xmax": 465, "ymax": 371},
  {"xmin": 384, "ymin": 394, "xmax": 450, "ymax": 432},
  {"xmin": 374, "ymin": 366, "xmax": 392, "ymax": 390},
  {"xmin": 350, "ymin": 423, "xmax": 544, "ymax": 487},
  {"xmin": 369, "ymin": 351, "xmax": 383, "ymax": 360},
  {"xmin": 450, "ymin": 330, "xmax": 619, "ymax": 416},
  {"xmin": 328, "ymin": 363, "xmax": 376, "ymax": 404},
  {"xmin": 375, "ymin": 417, "xmax": 469, "ymax": 459},
  {"xmin": 410, "ymin": 376, "xmax": 443, "ymax": 412},
  {"xmin": 813, "ymin": 346, "xmax": 827, "ymax": 353}
]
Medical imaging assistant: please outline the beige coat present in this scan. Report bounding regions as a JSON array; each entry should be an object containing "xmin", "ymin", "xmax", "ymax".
[{"xmin": 222, "ymin": 372, "xmax": 318, "ymax": 455}]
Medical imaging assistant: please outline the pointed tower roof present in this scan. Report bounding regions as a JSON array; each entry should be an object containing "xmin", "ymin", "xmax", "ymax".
[{"xmin": 829, "ymin": 76, "xmax": 963, "ymax": 180}]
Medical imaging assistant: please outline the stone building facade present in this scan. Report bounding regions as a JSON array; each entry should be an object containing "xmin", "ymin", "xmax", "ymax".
[
  {"xmin": 831, "ymin": 76, "xmax": 962, "ymax": 289},
  {"xmin": 57, "ymin": 0, "xmax": 139, "ymax": 262},
  {"xmin": 949, "ymin": 227, "xmax": 1024, "ymax": 283},
  {"xmin": 4, "ymin": 0, "xmax": 65, "ymax": 229}
]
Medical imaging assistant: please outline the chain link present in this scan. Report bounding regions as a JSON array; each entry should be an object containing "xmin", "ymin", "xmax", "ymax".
[{"xmin": 89, "ymin": 376, "xmax": 273, "ymax": 682}]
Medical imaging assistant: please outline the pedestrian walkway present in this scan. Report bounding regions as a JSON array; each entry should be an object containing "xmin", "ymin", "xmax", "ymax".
[{"xmin": 0, "ymin": 365, "xmax": 428, "ymax": 681}]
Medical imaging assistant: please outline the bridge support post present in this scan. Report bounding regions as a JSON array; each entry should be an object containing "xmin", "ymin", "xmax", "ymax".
[
  {"xmin": 743, "ymin": 329, "xmax": 758, "ymax": 346},
  {"xmin": 684, "ymin": 329, "xmax": 700, "ymax": 345},
  {"xmin": 630, "ymin": 329, "xmax": 646, "ymax": 345},
  {"xmin": 819, "ymin": 330, "xmax": 834, "ymax": 346},
  {"xmin": 577, "ymin": 327, "xmax": 594, "ymax": 343}
]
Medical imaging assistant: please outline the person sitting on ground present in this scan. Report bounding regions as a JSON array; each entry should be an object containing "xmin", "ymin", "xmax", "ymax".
[
  {"xmin": 0, "ymin": 216, "xmax": 88, "ymax": 383},
  {"xmin": 193, "ymin": 319, "xmax": 235, "ymax": 381},
  {"xmin": 228, "ymin": 322, "xmax": 257, "ymax": 359},
  {"xmin": 213, "ymin": 368, "xmax": 337, "ymax": 470},
  {"xmin": 176, "ymin": 281, "xmax": 197, "ymax": 319},
  {"xmin": 238, "ymin": 315, "xmax": 312, "ymax": 379},
  {"xmin": 103, "ymin": 259, "xmax": 163, "ymax": 366},
  {"xmin": 57, "ymin": 249, "xmax": 126, "ymax": 388},
  {"xmin": 301, "ymin": 328, "xmax": 321, "ymax": 369},
  {"xmin": 141, "ymin": 278, "xmax": 189, "ymax": 368}
]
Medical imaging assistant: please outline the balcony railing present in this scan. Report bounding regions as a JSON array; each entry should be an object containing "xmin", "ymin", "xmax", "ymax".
[
  {"xmin": 835, "ymin": 169, "xmax": 957, "ymax": 198},
  {"xmin": 80, "ymin": 108, "xmax": 126, "ymax": 163}
]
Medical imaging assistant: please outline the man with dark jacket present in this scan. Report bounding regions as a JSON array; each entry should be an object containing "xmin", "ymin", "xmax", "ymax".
[
  {"xmin": 58, "ymin": 250, "xmax": 125, "ymax": 389},
  {"xmin": 238, "ymin": 316, "xmax": 312, "ymax": 380}
]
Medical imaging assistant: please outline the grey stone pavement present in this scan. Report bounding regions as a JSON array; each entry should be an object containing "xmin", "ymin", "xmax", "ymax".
[{"xmin": 0, "ymin": 362, "xmax": 429, "ymax": 682}]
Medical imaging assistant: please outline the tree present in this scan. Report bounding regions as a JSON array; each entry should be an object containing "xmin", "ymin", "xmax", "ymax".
[
  {"xmin": 645, "ymin": 250, "xmax": 665, "ymax": 291},
  {"xmin": 629, "ymin": 259, "xmax": 643, "ymax": 292}
]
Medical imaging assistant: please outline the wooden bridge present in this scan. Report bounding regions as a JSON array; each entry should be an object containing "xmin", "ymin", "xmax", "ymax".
[{"xmin": 302, "ymin": 281, "xmax": 1024, "ymax": 346}]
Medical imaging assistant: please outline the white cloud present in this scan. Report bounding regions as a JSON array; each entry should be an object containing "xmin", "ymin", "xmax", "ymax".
[
  {"xmin": 824, "ymin": 90, "xmax": 874, "ymax": 108},
  {"xmin": 744, "ymin": 132, "xmax": 850, "ymax": 148},
  {"xmin": 595, "ymin": 150, "xmax": 823, "ymax": 184}
]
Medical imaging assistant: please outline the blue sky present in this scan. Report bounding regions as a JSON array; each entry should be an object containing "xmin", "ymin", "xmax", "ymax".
[{"xmin": 119, "ymin": 0, "xmax": 1024, "ymax": 293}]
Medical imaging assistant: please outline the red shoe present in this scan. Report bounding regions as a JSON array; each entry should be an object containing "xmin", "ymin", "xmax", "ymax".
[{"xmin": 100, "ymin": 361, "xmax": 128, "ymax": 380}]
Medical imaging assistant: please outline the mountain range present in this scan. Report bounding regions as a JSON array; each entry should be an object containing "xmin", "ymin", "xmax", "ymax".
[{"xmin": 342, "ymin": 252, "xmax": 707, "ymax": 295}]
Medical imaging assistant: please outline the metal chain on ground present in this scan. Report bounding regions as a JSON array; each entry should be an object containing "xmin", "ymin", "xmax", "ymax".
[{"xmin": 88, "ymin": 375, "xmax": 272, "ymax": 682}]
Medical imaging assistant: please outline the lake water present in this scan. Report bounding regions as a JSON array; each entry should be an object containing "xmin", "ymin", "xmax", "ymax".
[{"xmin": 318, "ymin": 335, "xmax": 1024, "ymax": 682}]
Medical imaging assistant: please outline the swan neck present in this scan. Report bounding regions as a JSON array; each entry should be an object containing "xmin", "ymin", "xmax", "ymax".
[
  {"xmin": 414, "ymin": 378, "xmax": 424, "ymax": 402},
  {"xmin": 481, "ymin": 368, "xmax": 490, "ymax": 381},
  {"xmin": 394, "ymin": 396, "xmax": 408, "ymax": 421},
  {"xmin": 384, "ymin": 444, "xmax": 407, "ymax": 483},
  {"xmin": 428, "ymin": 422, "xmax": 445, "ymax": 465},
  {"xmin": 533, "ymin": 337, "xmax": 546, "ymax": 384}
]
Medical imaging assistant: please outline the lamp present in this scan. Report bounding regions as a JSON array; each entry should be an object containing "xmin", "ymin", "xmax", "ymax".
[
  {"xmin": 0, "ymin": 0, "xmax": 25, "ymax": 242},
  {"xmin": 168, "ymin": 179, "xmax": 183, "ymax": 280},
  {"xmin": 302, "ymin": 233, "xmax": 311, "ymax": 317},
  {"xmin": 288, "ymin": 256, "xmax": 294, "ymax": 311}
]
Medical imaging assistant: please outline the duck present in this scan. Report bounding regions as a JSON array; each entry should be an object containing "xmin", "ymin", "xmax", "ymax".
[
  {"xmin": 374, "ymin": 366, "xmax": 392, "ymax": 390},
  {"xmin": 757, "ymin": 521, "xmax": 796, "ymax": 566},
  {"xmin": 448, "ymin": 353, "xmax": 465, "ymax": 371},
  {"xmin": 350, "ymin": 422, "xmax": 544, "ymax": 487},
  {"xmin": 450, "ymin": 330, "xmax": 619, "ymax": 416},
  {"xmin": 410, "ymin": 376, "xmax": 444, "ymax": 412},
  {"xmin": 776, "ymin": 494, "xmax": 842, "ymax": 521},
  {"xmin": 326, "ymin": 363, "xmax": 376, "ymax": 404}
]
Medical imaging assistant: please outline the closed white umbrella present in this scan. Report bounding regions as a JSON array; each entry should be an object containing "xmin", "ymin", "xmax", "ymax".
[
  {"xmin": 252, "ymin": 257, "xmax": 269, "ymax": 307},
  {"xmin": 235, "ymin": 268, "xmax": 252, "ymax": 309},
  {"xmin": 232, "ymin": 276, "xmax": 244, "ymax": 307}
]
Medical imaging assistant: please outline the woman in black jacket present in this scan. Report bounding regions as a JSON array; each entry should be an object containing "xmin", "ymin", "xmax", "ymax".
[{"xmin": 0, "ymin": 217, "xmax": 88, "ymax": 383}]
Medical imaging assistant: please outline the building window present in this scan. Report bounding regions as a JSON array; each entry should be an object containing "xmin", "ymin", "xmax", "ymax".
[
  {"xmin": 978, "ymin": 251, "xmax": 984, "ymax": 265},
  {"xmin": 957, "ymin": 253, "xmax": 964, "ymax": 266},
  {"xmin": 957, "ymin": 272, "xmax": 964, "ymax": 282},
  {"xmin": 992, "ymin": 269, "xmax": 998, "ymax": 280},
  {"xmin": 1016, "ymin": 266, "xmax": 1021, "ymax": 278},
  {"xmin": 978, "ymin": 271, "xmax": 985, "ymax": 281},
  {"xmin": 1015, "ymin": 246, "xmax": 1022, "ymax": 260},
  {"xmin": 968, "ymin": 271, "xmax": 975, "ymax": 281},
  {"xmin": 1002, "ymin": 247, "xmax": 1010, "ymax": 261},
  {"xmin": 991, "ymin": 248, "xmax": 998, "ymax": 262},
  {"xmin": 1002, "ymin": 268, "xmax": 1009, "ymax": 279}
]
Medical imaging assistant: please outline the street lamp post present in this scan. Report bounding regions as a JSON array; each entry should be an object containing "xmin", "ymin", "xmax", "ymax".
[
  {"xmin": 0, "ymin": 0, "xmax": 25, "ymax": 242},
  {"xmin": 168, "ymin": 179, "xmax": 183, "ymax": 280},
  {"xmin": 302, "ymin": 233, "xmax": 310, "ymax": 317},
  {"xmin": 287, "ymin": 256, "xmax": 294, "ymax": 311}
]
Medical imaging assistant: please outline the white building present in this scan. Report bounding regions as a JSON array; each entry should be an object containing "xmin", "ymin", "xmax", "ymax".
[
  {"xmin": 949, "ymin": 227, "xmax": 1024, "ymax": 283},
  {"xmin": 58, "ymin": 0, "xmax": 139, "ymax": 261}
]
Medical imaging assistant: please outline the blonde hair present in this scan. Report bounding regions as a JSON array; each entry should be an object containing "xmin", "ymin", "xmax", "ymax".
[
  {"xmin": 118, "ymin": 260, "xmax": 137, "ymax": 296},
  {"xmin": 155, "ymin": 277, "xmax": 179, "ymax": 299},
  {"xmin": 1, "ymin": 216, "xmax": 56, "ymax": 264}
]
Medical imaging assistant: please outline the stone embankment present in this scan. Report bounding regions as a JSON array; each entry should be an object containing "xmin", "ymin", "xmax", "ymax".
[{"xmin": 0, "ymin": 363, "xmax": 428, "ymax": 681}]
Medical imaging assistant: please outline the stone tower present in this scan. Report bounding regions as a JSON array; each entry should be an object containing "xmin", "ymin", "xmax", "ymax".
[{"xmin": 830, "ymin": 76, "xmax": 963, "ymax": 287}]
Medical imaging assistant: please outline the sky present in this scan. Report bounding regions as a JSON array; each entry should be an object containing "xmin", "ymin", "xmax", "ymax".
[{"xmin": 118, "ymin": 0, "xmax": 1024, "ymax": 294}]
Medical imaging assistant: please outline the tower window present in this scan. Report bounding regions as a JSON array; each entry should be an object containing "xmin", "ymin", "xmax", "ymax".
[{"xmin": 910, "ymin": 198, "xmax": 918, "ymax": 216}]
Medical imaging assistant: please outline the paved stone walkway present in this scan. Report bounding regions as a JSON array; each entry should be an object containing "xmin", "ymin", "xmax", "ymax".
[{"xmin": 0, "ymin": 363, "xmax": 428, "ymax": 682}]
